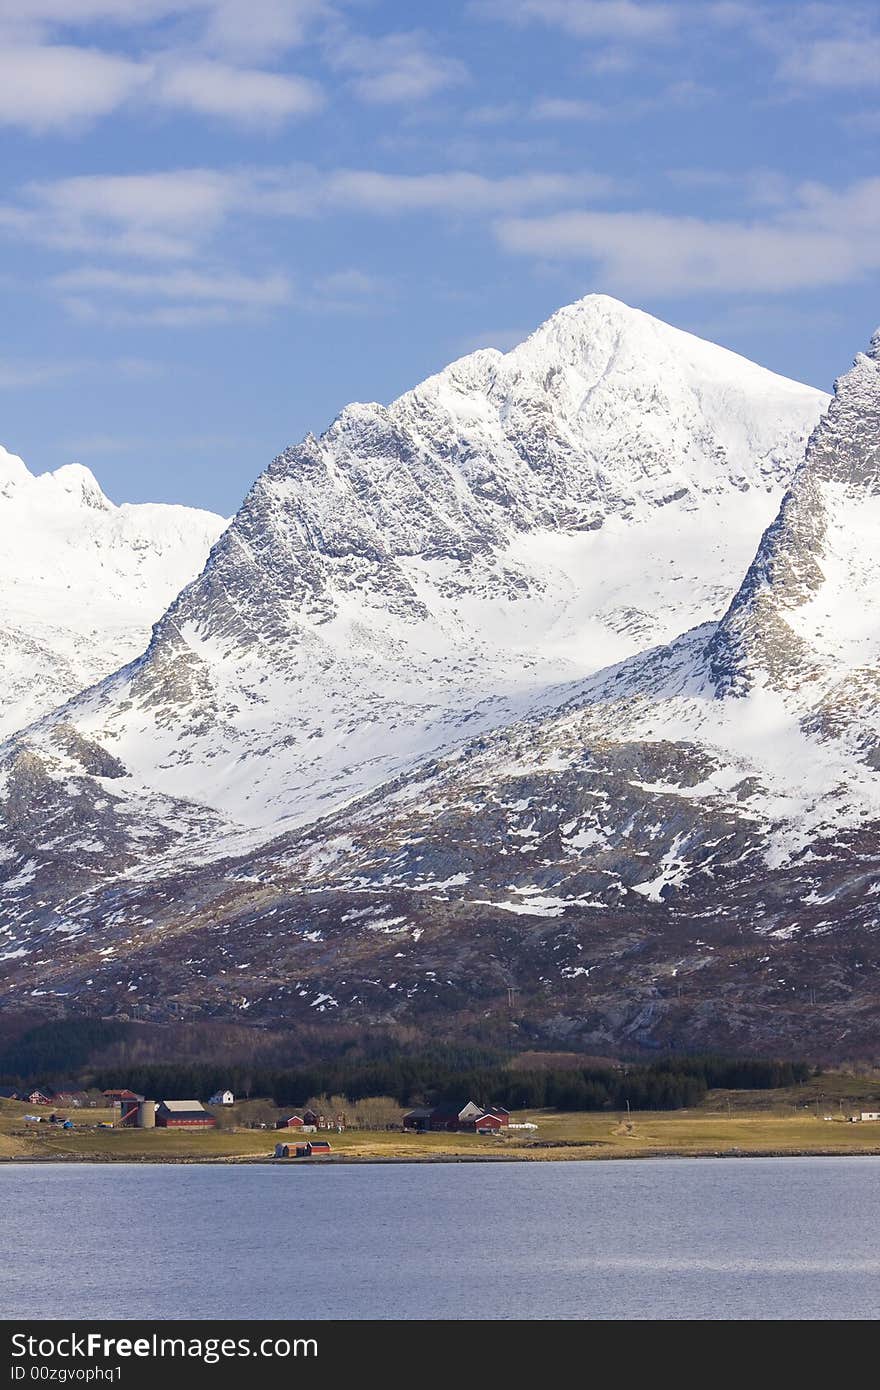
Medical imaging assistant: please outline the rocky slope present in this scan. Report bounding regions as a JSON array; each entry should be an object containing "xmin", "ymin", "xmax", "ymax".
[{"xmin": 0, "ymin": 447, "xmax": 226, "ymax": 736}]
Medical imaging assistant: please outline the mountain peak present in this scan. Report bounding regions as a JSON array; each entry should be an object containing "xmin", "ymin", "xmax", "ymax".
[
  {"xmin": 46, "ymin": 462, "xmax": 112, "ymax": 510},
  {"xmin": 866, "ymin": 328, "xmax": 880, "ymax": 363},
  {"xmin": 0, "ymin": 444, "xmax": 31, "ymax": 489}
]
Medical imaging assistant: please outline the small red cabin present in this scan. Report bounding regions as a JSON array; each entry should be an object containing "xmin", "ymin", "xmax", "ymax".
[{"xmin": 276, "ymin": 1115, "xmax": 305, "ymax": 1129}]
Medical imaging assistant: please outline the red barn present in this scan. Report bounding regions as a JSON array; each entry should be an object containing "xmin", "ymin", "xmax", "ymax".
[
  {"xmin": 276, "ymin": 1115, "xmax": 305, "ymax": 1129},
  {"xmin": 306, "ymin": 1140, "xmax": 331, "ymax": 1155},
  {"xmin": 485, "ymin": 1106, "xmax": 510, "ymax": 1127},
  {"xmin": 155, "ymin": 1100, "xmax": 216, "ymax": 1128},
  {"xmin": 475, "ymin": 1113, "xmax": 504, "ymax": 1133}
]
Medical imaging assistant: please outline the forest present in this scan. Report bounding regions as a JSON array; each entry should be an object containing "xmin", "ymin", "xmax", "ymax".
[{"xmin": 0, "ymin": 1018, "xmax": 812, "ymax": 1113}]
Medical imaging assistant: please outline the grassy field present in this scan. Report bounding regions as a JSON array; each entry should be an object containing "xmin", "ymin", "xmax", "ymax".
[{"xmin": 1, "ymin": 1090, "xmax": 879, "ymax": 1163}]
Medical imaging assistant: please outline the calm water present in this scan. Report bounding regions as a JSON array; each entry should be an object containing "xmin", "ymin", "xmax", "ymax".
[{"xmin": 1, "ymin": 1158, "xmax": 878, "ymax": 1320}]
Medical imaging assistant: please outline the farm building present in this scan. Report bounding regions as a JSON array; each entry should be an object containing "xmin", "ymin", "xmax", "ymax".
[
  {"xmin": 103, "ymin": 1089, "xmax": 144, "ymax": 1124},
  {"xmin": 403, "ymin": 1101, "xmax": 487, "ymax": 1133},
  {"xmin": 276, "ymin": 1115, "xmax": 305, "ymax": 1129},
  {"xmin": 274, "ymin": 1140, "xmax": 332, "ymax": 1158},
  {"xmin": 0, "ymin": 1086, "xmax": 22, "ymax": 1100},
  {"xmin": 209, "ymin": 1089, "xmax": 234, "ymax": 1106},
  {"xmin": 155, "ymin": 1100, "xmax": 216, "ymax": 1129},
  {"xmin": 475, "ymin": 1114, "xmax": 504, "ymax": 1133},
  {"xmin": 860, "ymin": 1111, "xmax": 880, "ymax": 1122},
  {"xmin": 23, "ymin": 1089, "xmax": 53, "ymax": 1106},
  {"xmin": 54, "ymin": 1091, "xmax": 91, "ymax": 1108},
  {"xmin": 484, "ymin": 1106, "xmax": 510, "ymax": 1125}
]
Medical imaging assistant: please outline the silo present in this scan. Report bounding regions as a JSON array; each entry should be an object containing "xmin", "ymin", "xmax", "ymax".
[{"xmin": 136, "ymin": 1100, "xmax": 156, "ymax": 1129}]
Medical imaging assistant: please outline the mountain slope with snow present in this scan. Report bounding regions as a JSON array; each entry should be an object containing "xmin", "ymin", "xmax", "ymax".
[
  {"xmin": 0, "ymin": 447, "xmax": 227, "ymax": 736},
  {"xmin": 10, "ymin": 295, "xmax": 826, "ymax": 842}
]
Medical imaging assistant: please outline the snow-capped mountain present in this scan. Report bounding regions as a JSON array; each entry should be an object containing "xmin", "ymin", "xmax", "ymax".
[
  {"xmin": 10, "ymin": 295, "xmax": 826, "ymax": 842},
  {"xmin": 8, "ymin": 295, "xmax": 878, "ymax": 1058},
  {"xmin": 0, "ymin": 446, "xmax": 226, "ymax": 736}
]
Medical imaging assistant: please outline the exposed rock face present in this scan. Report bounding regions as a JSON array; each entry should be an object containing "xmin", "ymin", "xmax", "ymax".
[{"xmin": 707, "ymin": 341, "xmax": 880, "ymax": 708}]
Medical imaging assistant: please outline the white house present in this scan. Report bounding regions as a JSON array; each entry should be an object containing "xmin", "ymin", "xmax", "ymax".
[{"xmin": 209, "ymin": 1089, "xmax": 234, "ymax": 1106}]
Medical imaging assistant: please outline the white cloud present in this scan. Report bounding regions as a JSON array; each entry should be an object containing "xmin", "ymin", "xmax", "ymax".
[
  {"xmin": 314, "ymin": 268, "xmax": 382, "ymax": 297},
  {"xmin": 779, "ymin": 36, "xmax": 880, "ymax": 90},
  {"xmin": 155, "ymin": 60, "xmax": 323, "ymax": 125},
  {"xmin": 11, "ymin": 169, "xmax": 247, "ymax": 257},
  {"xmin": 0, "ymin": 165, "xmax": 613, "ymax": 264},
  {"xmin": 328, "ymin": 31, "xmax": 467, "ymax": 104},
  {"xmin": 472, "ymin": 0, "xmax": 679, "ymax": 40},
  {"xmin": 201, "ymin": 0, "xmax": 329, "ymax": 61},
  {"xmin": 307, "ymin": 168, "xmax": 615, "ymax": 214},
  {"xmin": 0, "ymin": 354, "xmax": 165, "ymax": 388},
  {"xmin": 55, "ymin": 263, "xmax": 292, "ymax": 326},
  {"xmin": 52, "ymin": 265, "xmax": 293, "ymax": 305},
  {"xmin": 495, "ymin": 177, "xmax": 880, "ymax": 294},
  {"xmin": 530, "ymin": 97, "xmax": 604, "ymax": 119},
  {"xmin": 0, "ymin": 359, "xmax": 82, "ymax": 389},
  {"xmin": 0, "ymin": 0, "xmax": 326, "ymax": 50},
  {"xmin": 0, "ymin": 44, "xmax": 149, "ymax": 132}
]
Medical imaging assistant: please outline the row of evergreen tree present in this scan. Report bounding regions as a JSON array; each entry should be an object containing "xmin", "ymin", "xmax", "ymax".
[{"xmin": 0, "ymin": 1018, "xmax": 811, "ymax": 1113}]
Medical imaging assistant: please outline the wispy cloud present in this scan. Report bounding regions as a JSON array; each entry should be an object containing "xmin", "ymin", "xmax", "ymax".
[
  {"xmin": 0, "ymin": 44, "xmax": 149, "ymax": 132},
  {"xmin": 530, "ymin": 96, "xmax": 604, "ymax": 119},
  {"xmin": 495, "ymin": 176, "xmax": 880, "ymax": 294},
  {"xmin": 327, "ymin": 30, "xmax": 468, "ymax": 104},
  {"xmin": 778, "ymin": 36, "xmax": 880, "ymax": 90},
  {"xmin": 54, "ymin": 264, "xmax": 293, "ymax": 326},
  {"xmin": 7, "ymin": 169, "xmax": 245, "ymax": 257},
  {"xmin": 471, "ymin": 0, "xmax": 680, "ymax": 41},
  {"xmin": 53, "ymin": 265, "xmax": 293, "ymax": 304},
  {"xmin": 0, "ymin": 165, "xmax": 616, "ymax": 264},
  {"xmin": 154, "ymin": 60, "xmax": 324, "ymax": 125},
  {"xmin": 0, "ymin": 4, "xmax": 465, "ymax": 133},
  {"xmin": 0, "ymin": 354, "xmax": 165, "ymax": 388}
]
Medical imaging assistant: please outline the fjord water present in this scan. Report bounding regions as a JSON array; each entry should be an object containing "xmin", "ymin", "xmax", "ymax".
[{"xmin": 2, "ymin": 1158, "xmax": 878, "ymax": 1320}]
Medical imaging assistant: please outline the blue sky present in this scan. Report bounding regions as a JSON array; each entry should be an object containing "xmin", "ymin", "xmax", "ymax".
[{"xmin": 1, "ymin": 0, "xmax": 878, "ymax": 514}]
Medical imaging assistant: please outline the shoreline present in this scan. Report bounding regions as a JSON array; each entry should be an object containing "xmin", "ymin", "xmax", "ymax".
[{"xmin": 3, "ymin": 1145, "xmax": 880, "ymax": 1166}]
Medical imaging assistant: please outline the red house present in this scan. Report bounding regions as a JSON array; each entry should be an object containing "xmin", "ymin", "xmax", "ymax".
[
  {"xmin": 275, "ymin": 1115, "xmax": 305, "ymax": 1130},
  {"xmin": 155, "ymin": 1100, "xmax": 215, "ymax": 1128},
  {"xmin": 24, "ymin": 1089, "xmax": 53, "ymax": 1106}
]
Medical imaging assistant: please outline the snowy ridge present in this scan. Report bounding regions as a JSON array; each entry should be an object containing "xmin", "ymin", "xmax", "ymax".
[{"xmin": 0, "ymin": 446, "xmax": 227, "ymax": 736}]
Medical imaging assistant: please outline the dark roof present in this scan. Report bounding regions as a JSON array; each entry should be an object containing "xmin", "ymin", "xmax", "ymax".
[
  {"xmin": 0, "ymin": 1086, "xmax": 21, "ymax": 1099},
  {"xmin": 430, "ymin": 1102, "xmax": 478, "ymax": 1119},
  {"xmin": 404, "ymin": 1107, "xmax": 436, "ymax": 1119}
]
